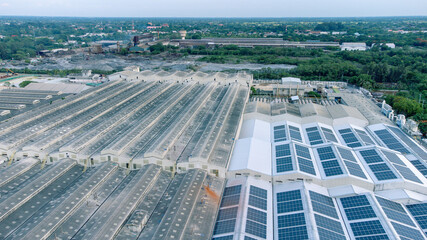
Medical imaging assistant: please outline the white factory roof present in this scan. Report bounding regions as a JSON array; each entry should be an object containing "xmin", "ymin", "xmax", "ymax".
[
  {"xmin": 25, "ymin": 82, "xmax": 90, "ymax": 94},
  {"xmin": 229, "ymin": 137, "xmax": 272, "ymax": 176}
]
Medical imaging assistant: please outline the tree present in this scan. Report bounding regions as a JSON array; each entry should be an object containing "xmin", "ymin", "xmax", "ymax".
[
  {"xmin": 353, "ymin": 74, "xmax": 375, "ymax": 90},
  {"xmin": 19, "ymin": 80, "xmax": 33, "ymax": 88}
]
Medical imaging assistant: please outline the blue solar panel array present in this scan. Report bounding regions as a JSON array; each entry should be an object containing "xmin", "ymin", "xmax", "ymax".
[
  {"xmin": 315, "ymin": 214, "xmax": 346, "ymax": 240},
  {"xmin": 309, "ymin": 191, "xmax": 346, "ymax": 240},
  {"xmin": 244, "ymin": 236, "xmax": 257, "ymax": 240},
  {"xmin": 275, "ymin": 144, "xmax": 293, "ymax": 173},
  {"xmin": 306, "ymin": 126, "xmax": 324, "ymax": 145},
  {"xmin": 340, "ymin": 195, "xmax": 389, "ymax": 239},
  {"xmin": 387, "ymin": 126, "xmax": 427, "ymax": 161},
  {"xmin": 294, "ymin": 144, "xmax": 316, "ymax": 175},
  {"xmin": 212, "ymin": 235, "xmax": 234, "ymax": 240},
  {"xmin": 221, "ymin": 185, "xmax": 242, "ymax": 208},
  {"xmin": 321, "ymin": 127, "xmax": 338, "ymax": 143},
  {"xmin": 376, "ymin": 196, "xmax": 416, "ymax": 227},
  {"xmin": 373, "ymin": 129, "xmax": 410, "ymax": 154},
  {"xmin": 246, "ymin": 186, "xmax": 268, "ymax": 239},
  {"xmin": 338, "ymin": 128, "xmax": 362, "ymax": 148},
  {"xmin": 249, "ymin": 186, "xmax": 268, "ymax": 211},
  {"xmin": 406, "ymin": 203, "xmax": 427, "ymax": 236},
  {"xmin": 408, "ymin": 159, "xmax": 427, "ymax": 177},
  {"xmin": 336, "ymin": 147, "xmax": 367, "ymax": 179},
  {"xmin": 310, "ymin": 191, "xmax": 339, "ymax": 219},
  {"xmin": 277, "ymin": 190, "xmax": 303, "ymax": 214},
  {"xmin": 354, "ymin": 128, "xmax": 376, "ymax": 146},
  {"xmin": 391, "ymin": 222, "xmax": 425, "ymax": 240},
  {"xmin": 350, "ymin": 220, "xmax": 388, "ymax": 239},
  {"xmin": 381, "ymin": 150, "xmax": 423, "ymax": 184},
  {"xmin": 276, "ymin": 190, "xmax": 309, "ymax": 240},
  {"xmin": 274, "ymin": 125, "xmax": 287, "ymax": 142},
  {"xmin": 288, "ymin": 125, "xmax": 303, "ymax": 143},
  {"xmin": 214, "ymin": 185, "xmax": 242, "ymax": 236},
  {"xmin": 316, "ymin": 147, "xmax": 344, "ymax": 177},
  {"xmin": 359, "ymin": 149, "xmax": 398, "ymax": 181}
]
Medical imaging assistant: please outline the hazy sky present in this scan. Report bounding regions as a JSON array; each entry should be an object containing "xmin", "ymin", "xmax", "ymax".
[{"xmin": 0, "ymin": 0, "xmax": 426, "ymax": 18}]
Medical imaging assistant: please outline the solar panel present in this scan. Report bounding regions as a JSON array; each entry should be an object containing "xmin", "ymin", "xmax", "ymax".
[
  {"xmin": 314, "ymin": 214, "xmax": 346, "ymax": 240},
  {"xmin": 224, "ymin": 185, "xmax": 242, "ymax": 196},
  {"xmin": 340, "ymin": 195, "xmax": 378, "ymax": 221},
  {"xmin": 250, "ymin": 186, "xmax": 267, "ymax": 199},
  {"xmin": 248, "ymin": 186, "xmax": 267, "ymax": 210},
  {"xmin": 310, "ymin": 191, "xmax": 339, "ymax": 219},
  {"xmin": 276, "ymin": 193, "xmax": 309, "ymax": 240},
  {"xmin": 358, "ymin": 149, "xmax": 398, "ymax": 181},
  {"xmin": 406, "ymin": 203, "xmax": 427, "ymax": 216},
  {"xmin": 278, "ymin": 226, "xmax": 309, "ymax": 240},
  {"xmin": 316, "ymin": 147, "xmax": 344, "ymax": 177},
  {"xmin": 244, "ymin": 236, "xmax": 257, "ymax": 240},
  {"xmin": 306, "ymin": 126, "xmax": 324, "ymax": 145},
  {"xmin": 338, "ymin": 129, "xmax": 352, "ymax": 134},
  {"xmin": 391, "ymin": 222, "xmax": 425, "ymax": 240},
  {"xmin": 339, "ymin": 128, "xmax": 362, "ymax": 148},
  {"xmin": 350, "ymin": 220, "xmax": 387, "ymax": 237},
  {"xmin": 374, "ymin": 129, "xmax": 410, "ymax": 154},
  {"xmin": 247, "ymin": 207, "xmax": 267, "ymax": 225},
  {"xmin": 217, "ymin": 207, "xmax": 239, "ymax": 221},
  {"xmin": 288, "ymin": 125, "xmax": 303, "ymax": 142},
  {"xmin": 277, "ymin": 190, "xmax": 304, "ymax": 214},
  {"xmin": 344, "ymin": 206, "xmax": 377, "ymax": 220},
  {"xmin": 381, "ymin": 150, "xmax": 423, "ymax": 184},
  {"xmin": 214, "ymin": 185, "xmax": 242, "ymax": 237},
  {"xmin": 276, "ymin": 144, "xmax": 293, "ymax": 173},
  {"xmin": 387, "ymin": 126, "xmax": 427, "ymax": 160},
  {"xmin": 245, "ymin": 213, "xmax": 267, "ymax": 238},
  {"xmin": 340, "ymin": 195, "xmax": 391, "ymax": 239},
  {"xmin": 276, "ymin": 144, "xmax": 291, "ymax": 157},
  {"xmin": 213, "ymin": 235, "xmax": 234, "ymax": 240},
  {"xmin": 317, "ymin": 227, "xmax": 346, "ymax": 240},
  {"xmin": 408, "ymin": 159, "xmax": 427, "ymax": 176},
  {"xmin": 321, "ymin": 127, "xmax": 338, "ymax": 143},
  {"xmin": 376, "ymin": 197, "xmax": 416, "ymax": 227},
  {"xmin": 278, "ymin": 213, "xmax": 306, "ymax": 228},
  {"xmin": 336, "ymin": 147, "xmax": 367, "ymax": 179},
  {"xmin": 274, "ymin": 125, "xmax": 287, "ymax": 142},
  {"xmin": 295, "ymin": 144, "xmax": 316, "ymax": 175},
  {"xmin": 406, "ymin": 203, "xmax": 427, "ymax": 232},
  {"xmin": 315, "ymin": 214, "xmax": 344, "ymax": 234},
  {"xmin": 277, "ymin": 213, "xmax": 309, "ymax": 240},
  {"xmin": 336, "ymin": 148, "xmax": 354, "ymax": 162},
  {"xmin": 354, "ymin": 128, "xmax": 376, "ymax": 146},
  {"xmin": 295, "ymin": 145, "xmax": 311, "ymax": 159},
  {"xmin": 221, "ymin": 195, "xmax": 241, "ymax": 207},
  {"xmin": 380, "ymin": 150, "xmax": 405, "ymax": 165},
  {"xmin": 213, "ymin": 219, "xmax": 237, "ymax": 235},
  {"xmin": 249, "ymin": 195, "xmax": 267, "ymax": 211}
]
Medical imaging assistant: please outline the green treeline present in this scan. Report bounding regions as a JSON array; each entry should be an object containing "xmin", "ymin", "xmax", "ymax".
[{"xmin": 185, "ymin": 45, "xmax": 426, "ymax": 93}]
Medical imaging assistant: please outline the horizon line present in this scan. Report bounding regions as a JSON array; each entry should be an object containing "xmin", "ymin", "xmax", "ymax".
[{"xmin": 0, "ymin": 15, "xmax": 427, "ymax": 19}]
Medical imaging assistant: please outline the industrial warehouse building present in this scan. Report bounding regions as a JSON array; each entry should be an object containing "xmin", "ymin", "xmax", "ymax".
[
  {"xmin": 212, "ymin": 100, "xmax": 427, "ymax": 240},
  {"xmin": 0, "ymin": 70, "xmax": 426, "ymax": 240}
]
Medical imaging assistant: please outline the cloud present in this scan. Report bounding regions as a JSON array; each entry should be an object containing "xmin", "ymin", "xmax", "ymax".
[{"xmin": 1, "ymin": 3, "xmax": 10, "ymax": 7}]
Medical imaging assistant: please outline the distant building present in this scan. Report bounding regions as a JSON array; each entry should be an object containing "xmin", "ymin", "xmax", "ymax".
[
  {"xmin": 170, "ymin": 38, "xmax": 340, "ymax": 49},
  {"xmin": 385, "ymin": 43, "xmax": 396, "ymax": 49},
  {"xmin": 281, "ymin": 77, "xmax": 301, "ymax": 85},
  {"xmin": 90, "ymin": 44, "xmax": 103, "ymax": 54},
  {"xmin": 123, "ymin": 66, "xmax": 140, "ymax": 72},
  {"xmin": 340, "ymin": 42, "xmax": 367, "ymax": 51},
  {"xmin": 129, "ymin": 45, "xmax": 150, "ymax": 53},
  {"xmin": 381, "ymin": 100, "xmax": 394, "ymax": 119},
  {"xmin": 132, "ymin": 33, "xmax": 155, "ymax": 46}
]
